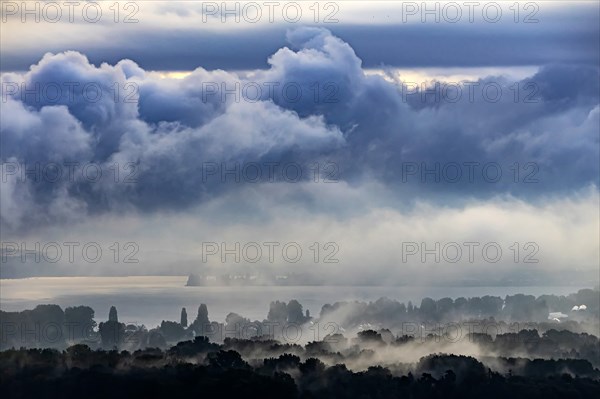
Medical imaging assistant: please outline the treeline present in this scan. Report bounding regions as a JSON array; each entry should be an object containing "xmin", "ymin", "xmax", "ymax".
[
  {"xmin": 320, "ymin": 289, "xmax": 599, "ymax": 327},
  {"xmin": 1, "ymin": 342, "xmax": 599, "ymax": 399},
  {"xmin": 0, "ymin": 300, "xmax": 313, "ymax": 350},
  {"xmin": 1, "ymin": 290, "xmax": 598, "ymax": 354}
]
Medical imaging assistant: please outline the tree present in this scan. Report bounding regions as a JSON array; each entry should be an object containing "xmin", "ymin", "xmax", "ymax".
[
  {"xmin": 65, "ymin": 344, "xmax": 93, "ymax": 368},
  {"xmin": 98, "ymin": 320, "xmax": 125, "ymax": 348},
  {"xmin": 64, "ymin": 306, "xmax": 96, "ymax": 341},
  {"xmin": 225, "ymin": 312, "xmax": 251, "ymax": 336},
  {"xmin": 357, "ymin": 330, "xmax": 384, "ymax": 345},
  {"xmin": 108, "ymin": 306, "xmax": 118, "ymax": 322},
  {"xmin": 189, "ymin": 304, "xmax": 210, "ymax": 335},
  {"xmin": 180, "ymin": 308, "xmax": 188, "ymax": 327},
  {"xmin": 287, "ymin": 300, "xmax": 305, "ymax": 323},
  {"xmin": 419, "ymin": 298, "xmax": 437, "ymax": 320},
  {"xmin": 436, "ymin": 298, "xmax": 454, "ymax": 318},
  {"xmin": 159, "ymin": 321, "xmax": 185, "ymax": 343},
  {"xmin": 267, "ymin": 301, "xmax": 287, "ymax": 323},
  {"xmin": 27, "ymin": 305, "xmax": 66, "ymax": 346},
  {"xmin": 148, "ymin": 330, "xmax": 167, "ymax": 348},
  {"xmin": 197, "ymin": 304, "xmax": 209, "ymax": 325},
  {"xmin": 207, "ymin": 350, "xmax": 250, "ymax": 370}
]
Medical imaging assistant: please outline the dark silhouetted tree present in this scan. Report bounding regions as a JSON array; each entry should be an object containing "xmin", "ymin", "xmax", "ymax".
[
  {"xmin": 190, "ymin": 304, "xmax": 210, "ymax": 335},
  {"xmin": 98, "ymin": 320, "xmax": 125, "ymax": 348},
  {"xmin": 64, "ymin": 306, "xmax": 95, "ymax": 341},
  {"xmin": 420, "ymin": 297, "xmax": 437, "ymax": 320},
  {"xmin": 159, "ymin": 320, "xmax": 185, "ymax": 343},
  {"xmin": 287, "ymin": 300, "xmax": 306, "ymax": 323},
  {"xmin": 108, "ymin": 306, "xmax": 118, "ymax": 322},
  {"xmin": 267, "ymin": 301, "xmax": 287, "ymax": 323},
  {"xmin": 180, "ymin": 307, "xmax": 188, "ymax": 327},
  {"xmin": 357, "ymin": 330, "xmax": 384, "ymax": 345}
]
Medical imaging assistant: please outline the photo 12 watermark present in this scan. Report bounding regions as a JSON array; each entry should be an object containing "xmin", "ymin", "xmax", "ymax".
[
  {"xmin": 1, "ymin": 1, "xmax": 140, "ymax": 23},
  {"xmin": 400, "ymin": 80, "xmax": 540, "ymax": 104},
  {"xmin": 400, "ymin": 161, "xmax": 539, "ymax": 184},
  {"xmin": 1, "ymin": 161, "xmax": 139, "ymax": 184},
  {"xmin": 1, "ymin": 241, "xmax": 140, "ymax": 264},
  {"xmin": 1, "ymin": 81, "xmax": 139, "ymax": 104},
  {"xmin": 199, "ymin": 1, "xmax": 340, "ymax": 24},
  {"xmin": 401, "ymin": 241, "xmax": 540, "ymax": 264},
  {"xmin": 201, "ymin": 241, "xmax": 340, "ymax": 264},
  {"xmin": 200, "ymin": 161, "xmax": 339, "ymax": 184},
  {"xmin": 398, "ymin": 2, "xmax": 540, "ymax": 24},
  {"xmin": 200, "ymin": 80, "xmax": 340, "ymax": 104}
]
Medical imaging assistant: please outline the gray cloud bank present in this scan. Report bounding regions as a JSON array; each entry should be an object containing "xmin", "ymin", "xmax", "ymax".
[
  {"xmin": 1, "ymin": 28, "xmax": 598, "ymax": 234},
  {"xmin": 2, "ymin": 2, "xmax": 599, "ymax": 71}
]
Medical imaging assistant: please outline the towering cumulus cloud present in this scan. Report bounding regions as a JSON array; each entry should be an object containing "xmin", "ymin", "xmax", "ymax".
[{"xmin": 1, "ymin": 28, "xmax": 598, "ymax": 282}]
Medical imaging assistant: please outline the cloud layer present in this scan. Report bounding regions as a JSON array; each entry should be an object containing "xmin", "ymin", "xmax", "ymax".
[
  {"xmin": 2, "ymin": 2, "xmax": 599, "ymax": 71},
  {"xmin": 1, "ymin": 28, "xmax": 598, "ymax": 283},
  {"xmin": 2, "ymin": 28, "xmax": 598, "ymax": 229}
]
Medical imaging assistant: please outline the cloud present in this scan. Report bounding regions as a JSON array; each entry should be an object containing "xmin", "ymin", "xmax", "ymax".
[
  {"xmin": 2, "ymin": 184, "xmax": 598, "ymax": 284},
  {"xmin": 2, "ymin": 3, "xmax": 598, "ymax": 71},
  {"xmin": 1, "ymin": 27, "xmax": 598, "ymax": 244}
]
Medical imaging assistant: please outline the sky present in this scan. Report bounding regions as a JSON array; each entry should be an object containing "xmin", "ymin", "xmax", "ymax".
[{"xmin": 0, "ymin": 1, "xmax": 599, "ymax": 285}]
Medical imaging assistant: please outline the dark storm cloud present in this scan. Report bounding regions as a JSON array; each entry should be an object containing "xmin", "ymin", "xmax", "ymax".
[
  {"xmin": 2, "ymin": 2, "xmax": 599, "ymax": 72},
  {"xmin": 1, "ymin": 28, "xmax": 598, "ymax": 231},
  {"xmin": 332, "ymin": 21, "xmax": 599, "ymax": 68},
  {"xmin": 4, "ymin": 24, "xmax": 598, "ymax": 71},
  {"xmin": 0, "ymin": 28, "xmax": 286, "ymax": 72}
]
